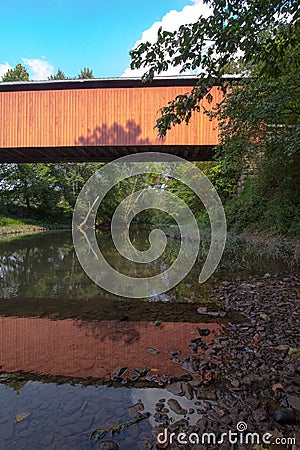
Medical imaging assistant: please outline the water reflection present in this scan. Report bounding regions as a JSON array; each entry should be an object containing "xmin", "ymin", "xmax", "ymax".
[
  {"xmin": 0, "ymin": 230, "xmax": 212, "ymax": 303},
  {"xmin": 0, "ymin": 316, "xmax": 221, "ymax": 379}
]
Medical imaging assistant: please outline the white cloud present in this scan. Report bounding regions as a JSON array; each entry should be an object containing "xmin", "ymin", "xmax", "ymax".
[
  {"xmin": 121, "ymin": 1, "xmax": 211, "ymax": 77},
  {"xmin": 0, "ymin": 62, "xmax": 12, "ymax": 80},
  {"xmin": 22, "ymin": 57, "xmax": 54, "ymax": 80}
]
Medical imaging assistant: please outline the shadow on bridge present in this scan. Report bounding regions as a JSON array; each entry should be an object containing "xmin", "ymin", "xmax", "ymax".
[
  {"xmin": 76, "ymin": 120, "xmax": 153, "ymax": 147},
  {"xmin": 0, "ymin": 117, "xmax": 214, "ymax": 163}
]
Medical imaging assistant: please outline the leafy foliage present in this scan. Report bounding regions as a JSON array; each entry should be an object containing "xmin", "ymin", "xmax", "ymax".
[
  {"xmin": 77, "ymin": 67, "xmax": 94, "ymax": 79},
  {"xmin": 2, "ymin": 63, "xmax": 29, "ymax": 82},
  {"xmin": 48, "ymin": 68, "xmax": 69, "ymax": 80},
  {"xmin": 130, "ymin": 0, "xmax": 299, "ymax": 137},
  {"xmin": 129, "ymin": 0, "xmax": 300, "ymax": 235}
]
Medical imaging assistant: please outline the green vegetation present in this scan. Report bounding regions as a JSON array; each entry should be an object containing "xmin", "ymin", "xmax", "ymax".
[
  {"xmin": 1, "ymin": 0, "xmax": 299, "ymax": 237},
  {"xmin": 2, "ymin": 63, "xmax": 29, "ymax": 82},
  {"xmin": 0, "ymin": 63, "xmax": 94, "ymax": 82},
  {"xmin": 48, "ymin": 68, "xmax": 69, "ymax": 80},
  {"xmin": 48, "ymin": 66, "xmax": 94, "ymax": 80},
  {"xmin": 0, "ymin": 163, "xmax": 102, "ymax": 228},
  {"xmin": 130, "ymin": 0, "xmax": 299, "ymax": 236}
]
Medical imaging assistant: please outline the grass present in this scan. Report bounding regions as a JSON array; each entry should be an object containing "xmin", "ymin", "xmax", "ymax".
[{"xmin": 0, "ymin": 215, "xmax": 70, "ymax": 236}]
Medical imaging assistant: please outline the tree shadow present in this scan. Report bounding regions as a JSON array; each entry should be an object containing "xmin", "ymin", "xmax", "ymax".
[{"xmin": 76, "ymin": 120, "xmax": 153, "ymax": 146}]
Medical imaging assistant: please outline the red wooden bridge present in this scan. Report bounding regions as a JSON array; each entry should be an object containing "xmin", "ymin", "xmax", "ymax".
[{"xmin": 0, "ymin": 77, "xmax": 222, "ymax": 162}]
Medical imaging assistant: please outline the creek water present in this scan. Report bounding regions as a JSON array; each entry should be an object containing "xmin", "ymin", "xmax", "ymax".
[{"xmin": 0, "ymin": 230, "xmax": 297, "ymax": 449}]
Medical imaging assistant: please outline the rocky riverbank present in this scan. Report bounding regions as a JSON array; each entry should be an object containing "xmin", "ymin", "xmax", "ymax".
[{"xmin": 146, "ymin": 274, "xmax": 300, "ymax": 449}]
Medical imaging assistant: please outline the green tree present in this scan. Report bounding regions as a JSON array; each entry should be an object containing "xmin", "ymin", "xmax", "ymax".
[
  {"xmin": 78, "ymin": 67, "xmax": 94, "ymax": 79},
  {"xmin": 2, "ymin": 63, "xmax": 29, "ymax": 82},
  {"xmin": 130, "ymin": 0, "xmax": 298, "ymax": 137},
  {"xmin": 48, "ymin": 68, "xmax": 69, "ymax": 80}
]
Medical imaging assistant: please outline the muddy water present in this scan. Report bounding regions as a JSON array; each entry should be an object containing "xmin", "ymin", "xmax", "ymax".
[{"xmin": 0, "ymin": 230, "xmax": 296, "ymax": 449}]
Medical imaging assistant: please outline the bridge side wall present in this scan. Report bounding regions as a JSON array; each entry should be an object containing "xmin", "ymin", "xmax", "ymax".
[{"xmin": 0, "ymin": 86, "xmax": 222, "ymax": 149}]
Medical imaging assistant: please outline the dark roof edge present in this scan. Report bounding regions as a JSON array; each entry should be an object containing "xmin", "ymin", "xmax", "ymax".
[{"xmin": 0, "ymin": 75, "xmax": 242, "ymax": 92}]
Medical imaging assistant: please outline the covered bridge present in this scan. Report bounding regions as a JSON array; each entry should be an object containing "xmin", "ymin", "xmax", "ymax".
[{"xmin": 0, "ymin": 77, "xmax": 223, "ymax": 163}]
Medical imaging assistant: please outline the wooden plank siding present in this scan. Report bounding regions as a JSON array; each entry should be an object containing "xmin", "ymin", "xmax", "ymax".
[{"xmin": 0, "ymin": 80, "xmax": 223, "ymax": 162}]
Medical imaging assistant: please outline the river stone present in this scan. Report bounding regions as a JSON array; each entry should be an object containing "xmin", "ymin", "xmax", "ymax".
[
  {"xmin": 182, "ymin": 382, "xmax": 194, "ymax": 400},
  {"xmin": 198, "ymin": 327, "xmax": 211, "ymax": 336},
  {"xmin": 98, "ymin": 440, "xmax": 120, "ymax": 450},
  {"xmin": 168, "ymin": 349, "xmax": 181, "ymax": 356},
  {"xmin": 167, "ymin": 382, "xmax": 184, "ymax": 396},
  {"xmin": 147, "ymin": 347, "xmax": 159, "ymax": 355},
  {"xmin": 274, "ymin": 409, "xmax": 296, "ymax": 425},
  {"xmin": 194, "ymin": 388, "xmax": 217, "ymax": 400},
  {"xmin": 129, "ymin": 401, "xmax": 144, "ymax": 414},
  {"xmin": 167, "ymin": 399, "xmax": 187, "ymax": 415},
  {"xmin": 287, "ymin": 395, "xmax": 300, "ymax": 412}
]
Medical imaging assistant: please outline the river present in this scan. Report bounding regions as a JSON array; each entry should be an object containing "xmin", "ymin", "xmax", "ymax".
[{"xmin": 0, "ymin": 230, "xmax": 298, "ymax": 449}]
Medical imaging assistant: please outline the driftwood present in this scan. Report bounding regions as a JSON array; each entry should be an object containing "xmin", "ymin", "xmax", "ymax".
[{"xmin": 78, "ymin": 195, "xmax": 99, "ymax": 229}]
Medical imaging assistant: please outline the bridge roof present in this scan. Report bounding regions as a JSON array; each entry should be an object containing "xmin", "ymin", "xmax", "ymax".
[{"xmin": 0, "ymin": 75, "xmax": 239, "ymax": 91}]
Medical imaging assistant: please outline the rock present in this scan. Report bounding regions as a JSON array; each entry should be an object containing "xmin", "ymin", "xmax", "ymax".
[
  {"xmin": 183, "ymin": 297, "xmax": 194, "ymax": 304},
  {"xmin": 111, "ymin": 367, "xmax": 127, "ymax": 381},
  {"xmin": 153, "ymin": 412, "xmax": 169, "ymax": 424},
  {"xmin": 211, "ymin": 408, "xmax": 225, "ymax": 418},
  {"xmin": 147, "ymin": 347, "xmax": 159, "ymax": 355},
  {"xmin": 188, "ymin": 380, "xmax": 202, "ymax": 388},
  {"xmin": 197, "ymin": 307, "xmax": 207, "ymax": 314},
  {"xmin": 273, "ymin": 345, "xmax": 289, "ymax": 352},
  {"xmin": 141, "ymin": 438, "xmax": 153, "ymax": 449},
  {"xmin": 259, "ymin": 313, "xmax": 269, "ymax": 321},
  {"xmin": 242, "ymin": 375, "xmax": 268, "ymax": 388},
  {"xmin": 274, "ymin": 409, "xmax": 296, "ymax": 425},
  {"xmin": 179, "ymin": 373, "xmax": 193, "ymax": 382},
  {"xmin": 167, "ymin": 399, "xmax": 187, "ymax": 415},
  {"xmin": 198, "ymin": 327, "xmax": 211, "ymax": 337},
  {"xmin": 240, "ymin": 282, "xmax": 255, "ymax": 289},
  {"xmin": 287, "ymin": 395, "xmax": 300, "ymax": 412},
  {"xmin": 129, "ymin": 401, "xmax": 144, "ymax": 414},
  {"xmin": 168, "ymin": 349, "xmax": 181, "ymax": 357},
  {"xmin": 194, "ymin": 388, "xmax": 217, "ymax": 400},
  {"xmin": 206, "ymin": 311, "xmax": 226, "ymax": 317},
  {"xmin": 119, "ymin": 315, "xmax": 129, "ymax": 321},
  {"xmin": 253, "ymin": 408, "xmax": 268, "ymax": 422},
  {"xmin": 97, "ymin": 440, "xmax": 120, "ymax": 450},
  {"xmin": 154, "ymin": 321, "xmax": 161, "ymax": 326},
  {"xmin": 167, "ymin": 382, "xmax": 184, "ymax": 396},
  {"xmin": 230, "ymin": 379, "xmax": 240, "ymax": 388},
  {"xmin": 170, "ymin": 357, "xmax": 180, "ymax": 363},
  {"xmin": 133, "ymin": 368, "xmax": 150, "ymax": 377},
  {"xmin": 182, "ymin": 382, "xmax": 194, "ymax": 400},
  {"xmin": 181, "ymin": 361, "xmax": 196, "ymax": 372}
]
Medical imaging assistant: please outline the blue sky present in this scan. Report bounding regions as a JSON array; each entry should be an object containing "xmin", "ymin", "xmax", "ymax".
[{"xmin": 0, "ymin": 0, "xmax": 210, "ymax": 80}]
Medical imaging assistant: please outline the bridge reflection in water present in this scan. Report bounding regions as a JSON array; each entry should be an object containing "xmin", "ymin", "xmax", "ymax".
[{"xmin": 0, "ymin": 316, "xmax": 221, "ymax": 380}]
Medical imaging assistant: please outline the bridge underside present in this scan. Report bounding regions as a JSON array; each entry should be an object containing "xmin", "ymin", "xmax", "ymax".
[{"xmin": 0, "ymin": 145, "xmax": 215, "ymax": 163}]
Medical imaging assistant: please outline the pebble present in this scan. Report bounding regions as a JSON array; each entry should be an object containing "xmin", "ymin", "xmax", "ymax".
[
  {"xmin": 167, "ymin": 399, "xmax": 187, "ymax": 415},
  {"xmin": 146, "ymin": 347, "xmax": 159, "ymax": 355},
  {"xmin": 274, "ymin": 409, "xmax": 296, "ymax": 425},
  {"xmin": 287, "ymin": 395, "xmax": 300, "ymax": 412},
  {"xmin": 198, "ymin": 327, "xmax": 211, "ymax": 336},
  {"xmin": 97, "ymin": 440, "xmax": 120, "ymax": 450},
  {"xmin": 168, "ymin": 349, "xmax": 181, "ymax": 356}
]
